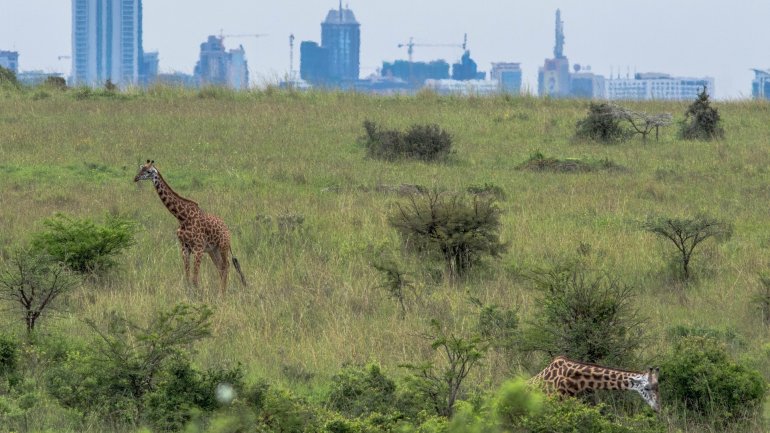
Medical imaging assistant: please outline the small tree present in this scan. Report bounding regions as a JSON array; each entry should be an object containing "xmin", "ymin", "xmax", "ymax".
[
  {"xmin": 0, "ymin": 66, "xmax": 19, "ymax": 88},
  {"xmin": 522, "ymin": 264, "xmax": 645, "ymax": 366},
  {"xmin": 643, "ymin": 215, "xmax": 732, "ymax": 280},
  {"xmin": 389, "ymin": 190, "xmax": 508, "ymax": 278},
  {"xmin": 0, "ymin": 249, "xmax": 79, "ymax": 334},
  {"xmin": 574, "ymin": 102, "xmax": 629, "ymax": 143},
  {"xmin": 402, "ymin": 320, "xmax": 486, "ymax": 417},
  {"xmin": 371, "ymin": 257, "xmax": 414, "ymax": 319},
  {"xmin": 680, "ymin": 86, "xmax": 724, "ymax": 140},
  {"xmin": 611, "ymin": 106, "xmax": 672, "ymax": 142}
]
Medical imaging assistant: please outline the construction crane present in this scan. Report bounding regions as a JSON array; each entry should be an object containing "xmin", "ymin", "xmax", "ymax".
[{"xmin": 397, "ymin": 33, "xmax": 468, "ymax": 64}]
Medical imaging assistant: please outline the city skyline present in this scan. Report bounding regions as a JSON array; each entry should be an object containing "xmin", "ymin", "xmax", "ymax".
[{"xmin": 2, "ymin": 0, "xmax": 769, "ymax": 98}]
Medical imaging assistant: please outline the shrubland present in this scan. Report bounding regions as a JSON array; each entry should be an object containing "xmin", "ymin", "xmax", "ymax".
[{"xmin": 0, "ymin": 84, "xmax": 768, "ymax": 431}]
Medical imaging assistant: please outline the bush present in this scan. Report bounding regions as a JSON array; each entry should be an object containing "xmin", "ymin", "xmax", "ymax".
[
  {"xmin": 30, "ymin": 213, "xmax": 137, "ymax": 275},
  {"xmin": 46, "ymin": 304, "xmax": 213, "ymax": 424},
  {"xmin": 660, "ymin": 336, "xmax": 766, "ymax": 425},
  {"xmin": 326, "ymin": 363, "xmax": 397, "ymax": 418},
  {"xmin": 389, "ymin": 190, "xmax": 508, "ymax": 277},
  {"xmin": 575, "ymin": 102, "xmax": 629, "ymax": 144},
  {"xmin": 517, "ymin": 151, "xmax": 623, "ymax": 173},
  {"xmin": 680, "ymin": 86, "xmax": 724, "ymax": 140},
  {"xmin": 0, "ymin": 334, "xmax": 20, "ymax": 390},
  {"xmin": 0, "ymin": 66, "xmax": 19, "ymax": 89},
  {"xmin": 522, "ymin": 264, "xmax": 645, "ymax": 366},
  {"xmin": 362, "ymin": 120, "xmax": 453, "ymax": 162},
  {"xmin": 42, "ymin": 76, "xmax": 67, "ymax": 90}
]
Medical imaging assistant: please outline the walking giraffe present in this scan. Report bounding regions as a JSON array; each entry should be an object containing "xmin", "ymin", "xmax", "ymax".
[
  {"xmin": 134, "ymin": 160, "xmax": 247, "ymax": 294},
  {"xmin": 531, "ymin": 356, "xmax": 660, "ymax": 412}
]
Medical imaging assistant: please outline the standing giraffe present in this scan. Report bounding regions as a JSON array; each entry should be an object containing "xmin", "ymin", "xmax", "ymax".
[
  {"xmin": 531, "ymin": 356, "xmax": 660, "ymax": 412},
  {"xmin": 134, "ymin": 160, "xmax": 247, "ymax": 294}
]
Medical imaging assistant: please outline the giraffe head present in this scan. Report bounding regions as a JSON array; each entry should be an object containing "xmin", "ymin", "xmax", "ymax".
[
  {"xmin": 134, "ymin": 159, "xmax": 158, "ymax": 182},
  {"xmin": 634, "ymin": 367, "xmax": 660, "ymax": 412}
]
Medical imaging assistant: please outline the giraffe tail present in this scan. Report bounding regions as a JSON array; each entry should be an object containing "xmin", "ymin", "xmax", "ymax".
[{"xmin": 230, "ymin": 247, "xmax": 248, "ymax": 286}]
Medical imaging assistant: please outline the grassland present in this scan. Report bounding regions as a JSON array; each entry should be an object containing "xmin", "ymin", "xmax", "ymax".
[{"xmin": 1, "ymin": 86, "xmax": 769, "ymax": 431}]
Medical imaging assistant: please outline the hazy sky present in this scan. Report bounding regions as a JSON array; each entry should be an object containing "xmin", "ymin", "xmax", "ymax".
[{"xmin": 2, "ymin": 1, "xmax": 769, "ymax": 98}]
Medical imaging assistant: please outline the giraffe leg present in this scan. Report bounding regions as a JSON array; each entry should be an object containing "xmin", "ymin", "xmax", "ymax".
[
  {"xmin": 192, "ymin": 249, "xmax": 204, "ymax": 288},
  {"xmin": 181, "ymin": 246, "xmax": 191, "ymax": 285}
]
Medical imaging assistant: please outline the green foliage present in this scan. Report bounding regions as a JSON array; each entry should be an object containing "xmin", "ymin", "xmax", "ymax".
[
  {"xmin": 517, "ymin": 151, "xmax": 623, "ymax": 173},
  {"xmin": 325, "ymin": 363, "xmax": 398, "ymax": 418},
  {"xmin": 575, "ymin": 102, "xmax": 629, "ymax": 143},
  {"xmin": 362, "ymin": 120, "xmax": 453, "ymax": 162},
  {"xmin": 42, "ymin": 76, "xmax": 67, "ymax": 91},
  {"xmin": 680, "ymin": 87, "xmax": 724, "ymax": 140},
  {"xmin": 0, "ymin": 248, "xmax": 80, "ymax": 333},
  {"xmin": 642, "ymin": 215, "xmax": 733, "ymax": 280},
  {"xmin": 30, "ymin": 213, "xmax": 137, "ymax": 275},
  {"xmin": 522, "ymin": 264, "xmax": 645, "ymax": 366},
  {"xmin": 402, "ymin": 320, "xmax": 487, "ymax": 417},
  {"xmin": 0, "ymin": 334, "xmax": 20, "ymax": 390},
  {"xmin": 660, "ymin": 336, "xmax": 766, "ymax": 426},
  {"xmin": 471, "ymin": 297, "xmax": 518, "ymax": 352},
  {"xmin": 144, "ymin": 358, "xmax": 245, "ymax": 432},
  {"xmin": 517, "ymin": 396, "xmax": 665, "ymax": 433},
  {"xmin": 389, "ymin": 190, "xmax": 508, "ymax": 277},
  {"xmin": 46, "ymin": 304, "xmax": 213, "ymax": 424},
  {"xmin": 0, "ymin": 66, "xmax": 19, "ymax": 89}
]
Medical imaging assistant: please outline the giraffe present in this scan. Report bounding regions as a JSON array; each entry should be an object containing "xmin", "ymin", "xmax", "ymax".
[
  {"xmin": 531, "ymin": 356, "xmax": 660, "ymax": 412},
  {"xmin": 134, "ymin": 160, "xmax": 247, "ymax": 294}
]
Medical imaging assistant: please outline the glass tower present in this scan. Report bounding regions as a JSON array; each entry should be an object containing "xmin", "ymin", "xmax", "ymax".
[
  {"xmin": 320, "ymin": 3, "xmax": 360, "ymax": 82},
  {"xmin": 72, "ymin": 0, "xmax": 144, "ymax": 87}
]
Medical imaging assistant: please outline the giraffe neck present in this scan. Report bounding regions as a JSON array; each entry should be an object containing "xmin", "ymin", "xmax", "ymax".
[{"xmin": 152, "ymin": 171, "xmax": 200, "ymax": 223}]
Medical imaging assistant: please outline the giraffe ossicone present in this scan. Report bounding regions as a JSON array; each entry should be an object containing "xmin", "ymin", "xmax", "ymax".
[
  {"xmin": 531, "ymin": 356, "xmax": 660, "ymax": 412},
  {"xmin": 134, "ymin": 160, "xmax": 247, "ymax": 294}
]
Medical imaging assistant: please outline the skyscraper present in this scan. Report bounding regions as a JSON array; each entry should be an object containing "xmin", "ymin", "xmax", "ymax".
[
  {"xmin": 321, "ymin": 2, "xmax": 360, "ymax": 82},
  {"xmin": 193, "ymin": 36, "xmax": 250, "ymax": 89},
  {"xmin": 71, "ymin": 0, "xmax": 144, "ymax": 87},
  {"xmin": 538, "ymin": 9, "xmax": 570, "ymax": 97}
]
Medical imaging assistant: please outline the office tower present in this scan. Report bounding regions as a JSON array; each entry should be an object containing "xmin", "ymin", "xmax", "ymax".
[
  {"xmin": 194, "ymin": 36, "xmax": 250, "ymax": 89},
  {"xmin": 0, "ymin": 51, "xmax": 19, "ymax": 74},
  {"xmin": 538, "ymin": 9, "xmax": 570, "ymax": 97},
  {"xmin": 321, "ymin": 1, "xmax": 360, "ymax": 82},
  {"xmin": 71, "ymin": 0, "xmax": 144, "ymax": 87},
  {"xmin": 490, "ymin": 63, "xmax": 522, "ymax": 94}
]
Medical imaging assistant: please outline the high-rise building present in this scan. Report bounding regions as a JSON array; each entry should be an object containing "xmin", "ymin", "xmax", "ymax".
[
  {"xmin": 299, "ymin": 3, "xmax": 361, "ymax": 86},
  {"xmin": 194, "ymin": 36, "xmax": 249, "ymax": 89},
  {"xmin": 490, "ymin": 62, "xmax": 522, "ymax": 94},
  {"xmin": 381, "ymin": 59, "xmax": 449, "ymax": 84},
  {"xmin": 538, "ymin": 9, "xmax": 570, "ymax": 97},
  {"xmin": 452, "ymin": 51, "xmax": 484, "ymax": 80},
  {"xmin": 321, "ymin": 2, "xmax": 360, "ymax": 82},
  {"xmin": 606, "ymin": 73, "xmax": 714, "ymax": 100},
  {"xmin": 0, "ymin": 51, "xmax": 19, "ymax": 74},
  {"xmin": 71, "ymin": 0, "xmax": 145, "ymax": 87},
  {"xmin": 752, "ymin": 69, "xmax": 770, "ymax": 99}
]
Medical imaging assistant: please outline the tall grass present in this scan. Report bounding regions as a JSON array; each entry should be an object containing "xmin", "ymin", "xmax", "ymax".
[{"xmin": 0, "ymin": 87, "xmax": 769, "ymax": 431}]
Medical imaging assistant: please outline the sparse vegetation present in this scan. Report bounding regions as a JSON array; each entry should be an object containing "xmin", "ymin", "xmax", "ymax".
[
  {"xmin": 517, "ymin": 151, "xmax": 623, "ymax": 172},
  {"xmin": 0, "ymin": 88, "xmax": 767, "ymax": 432}
]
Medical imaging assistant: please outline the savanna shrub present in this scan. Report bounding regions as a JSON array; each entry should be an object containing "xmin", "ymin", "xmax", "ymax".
[
  {"xmin": 522, "ymin": 264, "xmax": 645, "ymax": 366},
  {"xmin": 389, "ymin": 190, "xmax": 508, "ymax": 277},
  {"xmin": 575, "ymin": 102, "xmax": 629, "ymax": 144},
  {"xmin": 680, "ymin": 86, "xmax": 724, "ymax": 140},
  {"xmin": 362, "ymin": 120, "xmax": 453, "ymax": 161},
  {"xmin": 42, "ymin": 76, "xmax": 67, "ymax": 90},
  {"xmin": 0, "ymin": 334, "xmax": 19, "ymax": 389},
  {"xmin": 0, "ymin": 66, "xmax": 19, "ymax": 88},
  {"xmin": 30, "ymin": 213, "xmax": 137, "ymax": 275},
  {"xmin": 143, "ymin": 357, "xmax": 245, "ymax": 432},
  {"xmin": 326, "ymin": 364, "xmax": 398, "ymax": 418},
  {"xmin": 659, "ymin": 336, "xmax": 766, "ymax": 425}
]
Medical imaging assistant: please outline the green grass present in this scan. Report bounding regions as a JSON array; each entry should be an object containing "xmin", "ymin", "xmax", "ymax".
[{"xmin": 1, "ymin": 87, "xmax": 769, "ymax": 431}]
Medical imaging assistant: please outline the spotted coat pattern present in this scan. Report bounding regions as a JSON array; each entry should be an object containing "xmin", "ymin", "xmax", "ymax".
[
  {"xmin": 531, "ymin": 356, "xmax": 660, "ymax": 412},
  {"xmin": 134, "ymin": 160, "xmax": 246, "ymax": 294}
]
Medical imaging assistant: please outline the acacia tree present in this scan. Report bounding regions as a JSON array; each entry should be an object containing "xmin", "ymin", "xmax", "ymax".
[
  {"xmin": 643, "ymin": 215, "xmax": 732, "ymax": 280},
  {"xmin": 0, "ymin": 249, "xmax": 79, "ymax": 334}
]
